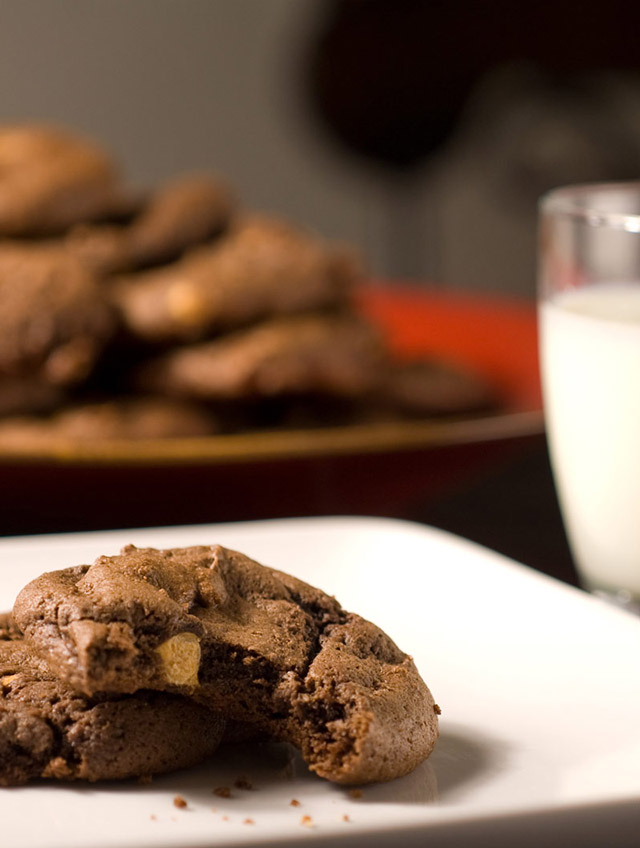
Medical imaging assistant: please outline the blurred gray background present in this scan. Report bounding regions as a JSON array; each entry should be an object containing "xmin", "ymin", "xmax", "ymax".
[
  {"xmin": 2, "ymin": 0, "xmax": 640, "ymax": 297},
  {"xmin": 4, "ymin": 0, "xmax": 639, "ymax": 580}
]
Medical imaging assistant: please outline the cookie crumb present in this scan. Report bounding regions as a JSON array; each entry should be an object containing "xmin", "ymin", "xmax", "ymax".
[
  {"xmin": 434, "ymin": 703, "xmax": 442, "ymax": 715},
  {"xmin": 300, "ymin": 815, "xmax": 314, "ymax": 828},
  {"xmin": 348, "ymin": 788, "xmax": 363, "ymax": 799},
  {"xmin": 173, "ymin": 795, "xmax": 188, "ymax": 809},
  {"xmin": 234, "ymin": 776, "xmax": 253, "ymax": 790},
  {"xmin": 213, "ymin": 786, "xmax": 232, "ymax": 798},
  {"xmin": 290, "ymin": 798, "xmax": 301, "ymax": 807},
  {"xmin": 222, "ymin": 816, "xmax": 229, "ymax": 822},
  {"xmin": 342, "ymin": 814, "xmax": 350, "ymax": 822},
  {"xmin": 243, "ymin": 818, "xmax": 255, "ymax": 825},
  {"xmin": 150, "ymin": 814, "xmax": 157, "ymax": 821}
]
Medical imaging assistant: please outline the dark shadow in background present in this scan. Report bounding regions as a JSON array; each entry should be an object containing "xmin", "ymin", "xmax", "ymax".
[{"xmin": 303, "ymin": 0, "xmax": 640, "ymax": 173}]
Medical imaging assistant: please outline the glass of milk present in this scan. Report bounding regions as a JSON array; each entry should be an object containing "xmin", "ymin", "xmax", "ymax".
[{"xmin": 539, "ymin": 182, "xmax": 640, "ymax": 613}]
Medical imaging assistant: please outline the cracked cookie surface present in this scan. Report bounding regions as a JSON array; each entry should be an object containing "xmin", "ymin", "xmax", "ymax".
[{"xmin": 13, "ymin": 545, "xmax": 439, "ymax": 784}]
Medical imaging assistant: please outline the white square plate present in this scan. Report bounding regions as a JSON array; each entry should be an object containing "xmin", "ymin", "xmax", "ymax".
[{"xmin": 1, "ymin": 516, "xmax": 639, "ymax": 848}]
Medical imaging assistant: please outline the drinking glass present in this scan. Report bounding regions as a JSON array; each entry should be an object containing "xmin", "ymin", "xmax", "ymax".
[{"xmin": 539, "ymin": 182, "xmax": 640, "ymax": 613}]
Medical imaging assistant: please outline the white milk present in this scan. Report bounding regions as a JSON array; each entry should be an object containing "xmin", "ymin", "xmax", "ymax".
[{"xmin": 540, "ymin": 283, "xmax": 640, "ymax": 598}]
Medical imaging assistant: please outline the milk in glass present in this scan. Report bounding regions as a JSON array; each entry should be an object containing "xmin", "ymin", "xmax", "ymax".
[{"xmin": 540, "ymin": 283, "xmax": 640, "ymax": 598}]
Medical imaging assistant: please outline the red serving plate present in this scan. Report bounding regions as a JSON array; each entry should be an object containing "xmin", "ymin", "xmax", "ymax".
[
  {"xmin": 0, "ymin": 284, "xmax": 543, "ymax": 535},
  {"xmin": 357, "ymin": 283, "xmax": 541, "ymax": 414}
]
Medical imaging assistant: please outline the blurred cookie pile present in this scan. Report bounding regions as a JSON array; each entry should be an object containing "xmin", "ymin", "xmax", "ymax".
[{"xmin": 0, "ymin": 124, "xmax": 494, "ymax": 445}]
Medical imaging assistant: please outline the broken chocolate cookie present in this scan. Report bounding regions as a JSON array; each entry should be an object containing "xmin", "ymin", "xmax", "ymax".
[{"xmin": 13, "ymin": 545, "xmax": 439, "ymax": 784}]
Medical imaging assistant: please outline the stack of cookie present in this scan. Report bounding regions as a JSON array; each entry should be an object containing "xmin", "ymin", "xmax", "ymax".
[
  {"xmin": 1, "ymin": 542, "xmax": 440, "ymax": 785},
  {"xmin": 0, "ymin": 123, "xmax": 493, "ymax": 445}
]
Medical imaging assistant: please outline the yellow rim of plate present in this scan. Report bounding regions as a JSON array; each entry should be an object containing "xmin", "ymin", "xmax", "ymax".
[{"xmin": 0, "ymin": 410, "xmax": 543, "ymax": 466}]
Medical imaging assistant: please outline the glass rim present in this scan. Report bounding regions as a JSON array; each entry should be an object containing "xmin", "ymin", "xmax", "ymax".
[{"xmin": 540, "ymin": 181, "xmax": 640, "ymax": 233}]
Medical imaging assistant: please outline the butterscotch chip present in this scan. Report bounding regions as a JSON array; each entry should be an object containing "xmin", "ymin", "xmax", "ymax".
[
  {"xmin": 0, "ymin": 613, "xmax": 225, "ymax": 786},
  {"xmin": 156, "ymin": 632, "xmax": 201, "ymax": 687},
  {"xmin": 14, "ymin": 545, "xmax": 439, "ymax": 785},
  {"xmin": 173, "ymin": 796, "xmax": 188, "ymax": 809}
]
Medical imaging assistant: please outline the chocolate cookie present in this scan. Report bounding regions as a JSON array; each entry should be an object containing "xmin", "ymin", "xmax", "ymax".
[
  {"xmin": 375, "ymin": 359, "xmax": 497, "ymax": 417},
  {"xmin": 126, "ymin": 172, "xmax": 234, "ymax": 269},
  {"xmin": 135, "ymin": 314, "xmax": 386, "ymax": 401},
  {"xmin": 13, "ymin": 545, "xmax": 440, "ymax": 784},
  {"xmin": 111, "ymin": 216, "xmax": 361, "ymax": 344},
  {"xmin": 0, "ymin": 243, "xmax": 115, "ymax": 387},
  {"xmin": 0, "ymin": 396, "xmax": 218, "ymax": 447},
  {"xmin": 0, "ymin": 614, "xmax": 226, "ymax": 786},
  {"xmin": 67, "ymin": 172, "xmax": 235, "ymax": 276},
  {"xmin": 0, "ymin": 124, "xmax": 126, "ymax": 237},
  {"xmin": 0, "ymin": 376, "xmax": 65, "ymax": 418}
]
